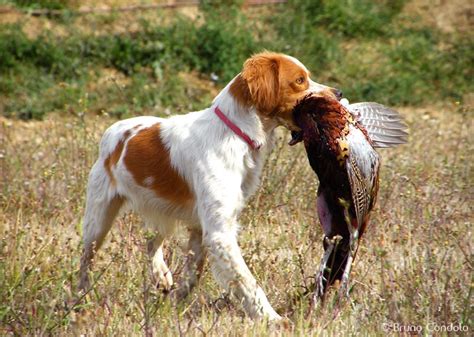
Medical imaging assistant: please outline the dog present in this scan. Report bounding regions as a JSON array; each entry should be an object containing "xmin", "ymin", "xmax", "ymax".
[{"xmin": 79, "ymin": 51, "xmax": 340, "ymax": 320}]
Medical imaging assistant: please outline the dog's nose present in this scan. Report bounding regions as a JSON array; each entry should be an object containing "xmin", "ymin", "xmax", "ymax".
[{"xmin": 333, "ymin": 89, "xmax": 343, "ymax": 100}]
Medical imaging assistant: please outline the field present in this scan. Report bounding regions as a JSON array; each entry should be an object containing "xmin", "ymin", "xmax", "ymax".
[{"xmin": 0, "ymin": 0, "xmax": 473, "ymax": 336}]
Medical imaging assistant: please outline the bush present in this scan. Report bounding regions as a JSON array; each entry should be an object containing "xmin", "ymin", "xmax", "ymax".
[
  {"xmin": 0, "ymin": 1, "xmax": 472, "ymax": 119},
  {"xmin": 191, "ymin": 0, "xmax": 256, "ymax": 82},
  {"xmin": 276, "ymin": 0, "xmax": 406, "ymax": 39},
  {"xmin": 10, "ymin": 0, "xmax": 74, "ymax": 10},
  {"xmin": 0, "ymin": 26, "xmax": 82, "ymax": 79}
]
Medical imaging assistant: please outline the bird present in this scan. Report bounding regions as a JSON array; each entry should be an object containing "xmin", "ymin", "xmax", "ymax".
[{"xmin": 290, "ymin": 95, "xmax": 407, "ymax": 301}]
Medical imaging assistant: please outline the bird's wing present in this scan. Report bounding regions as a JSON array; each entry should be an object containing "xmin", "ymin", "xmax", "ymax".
[
  {"xmin": 346, "ymin": 155, "xmax": 370, "ymax": 227},
  {"xmin": 348, "ymin": 102, "xmax": 408, "ymax": 148},
  {"xmin": 345, "ymin": 125, "xmax": 380, "ymax": 227}
]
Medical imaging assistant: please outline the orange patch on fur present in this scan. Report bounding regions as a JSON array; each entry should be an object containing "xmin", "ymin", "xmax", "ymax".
[
  {"xmin": 241, "ymin": 52, "xmax": 280, "ymax": 113},
  {"xmin": 123, "ymin": 123, "xmax": 193, "ymax": 205},
  {"xmin": 276, "ymin": 58, "xmax": 310, "ymax": 108},
  {"xmin": 105, "ymin": 130, "xmax": 131, "ymax": 185},
  {"xmin": 237, "ymin": 52, "xmax": 314, "ymax": 130},
  {"xmin": 229, "ymin": 74, "xmax": 252, "ymax": 108}
]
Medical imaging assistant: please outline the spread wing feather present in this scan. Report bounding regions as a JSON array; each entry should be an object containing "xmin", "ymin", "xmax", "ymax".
[{"xmin": 348, "ymin": 102, "xmax": 408, "ymax": 148}]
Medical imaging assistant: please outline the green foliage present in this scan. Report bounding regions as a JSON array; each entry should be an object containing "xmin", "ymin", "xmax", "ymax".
[
  {"xmin": 270, "ymin": 0, "xmax": 406, "ymax": 74},
  {"xmin": 0, "ymin": 64, "xmax": 86, "ymax": 119},
  {"xmin": 317, "ymin": 0, "xmax": 405, "ymax": 38},
  {"xmin": 10, "ymin": 0, "xmax": 72, "ymax": 10},
  {"xmin": 0, "ymin": 26, "xmax": 82, "ymax": 78},
  {"xmin": 330, "ymin": 28, "xmax": 474, "ymax": 105},
  {"xmin": 270, "ymin": 1, "xmax": 342, "ymax": 71},
  {"xmin": 0, "ymin": 1, "xmax": 472, "ymax": 119},
  {"xmin": 280, "ymin": 0, "xmax": 406, "ymax": 38},
  {"xmin": 107, "ymin": 36, "xmax": 166, "ymax": 75},
  {"xmin": 193, "ymin": 0, "xmax": 256, "ymax": 81}
]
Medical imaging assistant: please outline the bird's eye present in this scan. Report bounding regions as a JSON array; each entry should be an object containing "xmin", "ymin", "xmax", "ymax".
[{"xmin": 296, "ymin": 77, "xmax": 305, "ymax": 85}]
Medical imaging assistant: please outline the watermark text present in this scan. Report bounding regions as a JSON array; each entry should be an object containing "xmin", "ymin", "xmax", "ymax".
[{"xmin": 382, "ymin": 321, "xmax": 469, "ymax": 333}]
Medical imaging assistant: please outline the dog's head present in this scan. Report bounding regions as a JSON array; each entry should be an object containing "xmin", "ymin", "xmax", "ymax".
[{"xmin": 230, "ymin": 51, "xmax": 341, "ymax": 131}]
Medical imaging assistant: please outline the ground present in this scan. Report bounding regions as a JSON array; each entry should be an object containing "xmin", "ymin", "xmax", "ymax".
[{"xmin": 0, "ymin": 101, "xmax": 471, "ymax": 335}]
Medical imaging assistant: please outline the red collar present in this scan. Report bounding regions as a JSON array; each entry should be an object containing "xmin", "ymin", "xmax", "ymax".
[{"xmin": 214, "ymin": 106, "xmax": 261, "ymax": 150}]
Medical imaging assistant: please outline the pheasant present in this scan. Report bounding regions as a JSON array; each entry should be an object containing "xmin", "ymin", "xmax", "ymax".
[{"xmin": 290, "ymin": 95, "xmax": 407, "ymax": 300}]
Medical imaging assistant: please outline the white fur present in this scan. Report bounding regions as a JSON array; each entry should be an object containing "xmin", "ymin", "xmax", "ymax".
[
  {"xmin": 79, "ymin": 55, "xmax": 332, "ymax": 321},
  {"xmin": 80, "ymin": 76, "xmax": 280, "ymax": 320}
]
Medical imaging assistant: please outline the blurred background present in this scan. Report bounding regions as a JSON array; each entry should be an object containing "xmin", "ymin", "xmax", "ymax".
[{"xmin": 0, "ymin": 0, "xmax": 472, "ymax": 120}]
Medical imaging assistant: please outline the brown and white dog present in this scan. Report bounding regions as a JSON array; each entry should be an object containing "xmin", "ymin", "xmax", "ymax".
[{"xmin": 79, "ymin": 51, "xmax": 340, "ymax": 320}]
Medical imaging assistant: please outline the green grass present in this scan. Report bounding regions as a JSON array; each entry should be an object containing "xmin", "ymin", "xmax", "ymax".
[
  {"xmin": 7, "ymin": 0, "xmax": 74, "ymax": 10},
  {"xmin": 0, "ymin": 1, "xmax": 473, "ymax": 119},
  {"xmin": 0, "ymin": 103, "xmax": 472, "ymax": 335}
]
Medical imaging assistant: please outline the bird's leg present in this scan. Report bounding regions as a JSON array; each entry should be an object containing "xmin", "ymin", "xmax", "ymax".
[
  {"xmin": 338, "ymin": 199, "xmax": 359, "ymax": 299},
  {"xmin": 339, "ymin": 233, "xmax": 358, "ymax": 299},
  {"xmin": 313, "ymin": 235, "xmax": 343, "ymax": 303}
]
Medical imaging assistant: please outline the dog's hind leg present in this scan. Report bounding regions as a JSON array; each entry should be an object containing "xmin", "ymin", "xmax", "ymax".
[
  {"xmin": 173, "ymin": 228, "xmax": 206, "ymax": 301},
  {"xmin": 147, "ymin": 232, "xmax": 173, "ymax": 292},
  {"xmin": 79, "ymin": 163, "xmax": 124, "ymax": 292}
]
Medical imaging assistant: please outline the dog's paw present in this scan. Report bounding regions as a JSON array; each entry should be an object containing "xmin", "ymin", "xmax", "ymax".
[{"xmin": 152, "ymin": 262, "xmax": 174, "ymax": 292}]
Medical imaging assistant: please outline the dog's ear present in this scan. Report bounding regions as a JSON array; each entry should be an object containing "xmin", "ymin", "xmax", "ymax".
[{"xmin": 241, "ymin": 53, "xmax": 280, "ymax": 113}]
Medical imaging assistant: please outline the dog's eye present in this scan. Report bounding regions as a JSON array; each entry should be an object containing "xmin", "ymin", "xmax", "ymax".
[{"xmin": 296, "ymin": 77, "xmax": 305, "ymax": 85}]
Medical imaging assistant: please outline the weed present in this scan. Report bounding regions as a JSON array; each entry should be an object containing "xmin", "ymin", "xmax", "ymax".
[
  {"xmin": 9, "ymin": 0, "xmax": 74, "ymax": 10},
  {"xmin": 1, "ymin": 1, "xmax": 472, "ymax": 119}
]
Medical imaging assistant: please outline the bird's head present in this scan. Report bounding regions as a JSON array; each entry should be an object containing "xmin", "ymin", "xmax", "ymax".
[{"xmin": 289, "ymin": 95, "xmax": 343, "ymax": 145}]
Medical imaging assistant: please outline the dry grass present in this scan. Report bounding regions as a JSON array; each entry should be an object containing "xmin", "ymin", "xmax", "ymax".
[{"xmin": 0, "ymin": 102, "xmax": 472, "ymax": 336}]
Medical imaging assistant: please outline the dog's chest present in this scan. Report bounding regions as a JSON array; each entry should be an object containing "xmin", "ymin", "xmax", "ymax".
[{"xmin": 240, "ymin": 138, "xmax": 273, "ymax": 200}]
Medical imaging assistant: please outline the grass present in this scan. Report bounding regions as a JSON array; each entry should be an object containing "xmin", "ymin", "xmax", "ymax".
[
  {"xmin": 6, "ymin": 0, "xmax": 75, "ymax": 10},
  {"xmin": 0, "ymin": 0, "xmax": 473, "ymax": 335},
  {"xmin": 0, "ymin": 1, "xmax": 473, "ymax": 119},
  {"xmin": 0, "ymin": 102, "xmax": 472, "ymax": 335}
]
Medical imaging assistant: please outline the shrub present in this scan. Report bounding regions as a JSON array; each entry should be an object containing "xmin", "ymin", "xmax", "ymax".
[
  {"xmin": 0, "ymin": 26, "xmax": 82, "ymax": 79},
  {"xmin": 10, "ymin": 0, "xmax": 74, "ymax": 10},
  {"xmin": 0, "ymin": 1, "xmax": 472, "ymax": 119},
  {"xmin": 280, "ymin": 0, "xmax": 406, "ymax": 38},
  {"xmin": 192, "ymin": 0, "xmax": 257, "ymax": 82}
]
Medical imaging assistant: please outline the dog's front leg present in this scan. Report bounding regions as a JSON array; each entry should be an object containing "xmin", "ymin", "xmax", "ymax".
[
  {"xmin": 198, "ymin": 200, "xmax": 281, "ymax": 320},
  {"xmin": 205, "ymin": 230, "xmax": 280, "ymax": 320}
]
